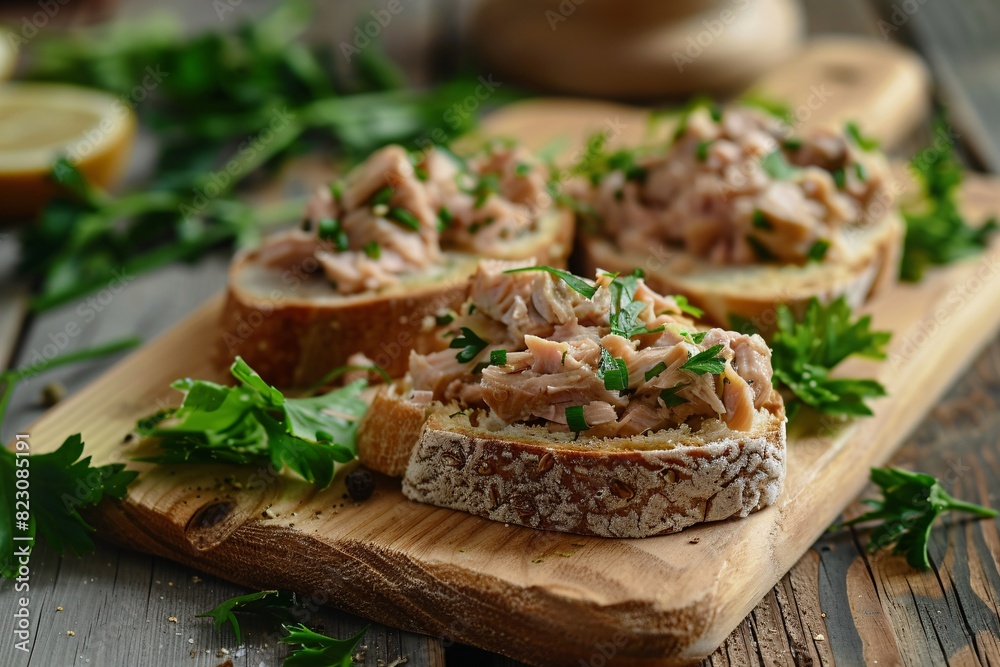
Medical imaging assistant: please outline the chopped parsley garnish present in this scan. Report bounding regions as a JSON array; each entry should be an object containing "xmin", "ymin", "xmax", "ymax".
[
  {"xmin": 752, "ymin": 209, "xmax": 773, "ymax": 230},
  {"xmin": 414, "ymin": 166, "xmax": 429, "ymax": 181},
  {"xmin": 371, "ymin": 187, "xmax": 394, "ymax": 206},
  {"xmin": 807, "ymin": 239, "xmax": 830, "ymax": 262},
  {"xmin": 854, "ymin": 162, "xmax": 868, "ymax": 182},
  {"xmin": 845, "ymin": 121, "xmax": 879, "ymax": 151},
  {"xmin": 783, "ymin": 137, "xmax": 803, "ymax": 151},
  {"xmin": 317, "ymin": 218, "xmax": 348, "ymax": 250},
  {"xmin": 672, "ymin": 96, "xmax": 723, "ymax": 140},
  {"xmin": 746, "ymin": 235, "xmax": 777, "ymax": 261},
  {"xmin": 832, "ymin": 167, "xmax": 846, "ymax": 189},
  {"xmin": 900, "ymin": 117, "xmax": 998, "ymax": 281},
  {"xmin": 672, "ymin": 295, "xmax": 704, "ymax": 319},
  {"xmin": 281, "ymin": 623, "xmax": 368, "ymax": 666},
  {"xmin": 739, "ymin": 94, "xmax": 792, "ymax": 123},
  {"xmin": 437, "ymin": 206, "xmax": 454, "ymax": 232},
  {"xmin": 770, "ymin": 296, "xmax": 890, "ymax": 418},
  {"xmin": 363, "ymin": 241, "xmax": 380, "ymax": 259},
  {"xmin": 681, "ymin": 331, "xmax": 708, "ymax": 344},
  {"xmin": 680, "ymin": 344, "xmax": 726, "ymax": 375},
  {"xmin": 197, "ymin": 590, "xmax": 300, "ymax": 645},
  {"xmin": 503, "ymin": 266, "xmax": 598, "ymax": 298},
  {"xmin": 659, "ymin": 384, "xmax": 689, "ymax": 408},
  {"xmin": 840, "ymin": 467, "xmax": 997, "ymax": 570},
  {"xmin": 435, "ymin": 312, "xmax": 455, "ymax": 326},
  {"xmin": 760, "ymin": 150, "xmax": 800, "ymax": 180},
  {"xmin": 566, "ymin": 405, "xmax": 590, "ymax": 432},
  {"xmin": 471, "ymin": 173, "xmax": 501, "ymax": 208},
  {"xmin": 696, "ymin": 140, "xmax": 712, "ymax": 162},
  {"xmin": 386, "ymin": 207, "xmax": 421, "ymax": 232},
  {"xmin": 644, "ymin": 361, "xmax": 667, "ymax": 382},
  {"xmin": 490, "ymin": 349, "xmax": 508, "ymax": 366},
  {"xmin": 330, "ymin": 180, "xmax": 344, "ymax": 202},
  {"xmin": 514, "ymin": 162, "xmax": 532, "ymax": 177},
  {"xmin": 608, "ymin": 270, "xmax": 665, "ymax": 339},
  {"xmin": 134, "ymin": 358, "xmax": 366, "ymax": 488},
  {"xmin": 449, "ymin": 327, "xmax": 488, "ymax": 363},
  {"xmin": 598, "ymin": 347, "xmax": 629, "ymax": 392}
]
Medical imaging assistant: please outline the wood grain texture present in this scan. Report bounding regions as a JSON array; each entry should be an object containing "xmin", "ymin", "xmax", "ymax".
[{"xmin": 7, "ymin": 127, "xmax": 1000, "ymax": 666}]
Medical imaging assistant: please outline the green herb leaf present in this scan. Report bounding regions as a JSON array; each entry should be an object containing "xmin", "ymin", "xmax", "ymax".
[
  {"xmin": 746, "ymin": 235, "xmax": 777, "ymax": 262},
  {"xmin": 696, "ymin": 140, "xmax": 711, "ymax": 162},
  {"xmin": 281, "ymin": 623, "xmax": 368, "ymax": 667},
  {"xmin": 845, "ymin": 121, "xmax": 879, "ymax": 151},
  {"xmin": 752, "ymin": 209, "xmax": 773, "ymax": 230},
  {"xmin": 681, "ymin": 331, "xmax": 708, "ymax": 344},
  {"xmin": 760, "ymin": 151, "xmax": 800, "ymax": 180},
  {"xmin": 832, "ymin": 167, "xmax": 846, "ymax": 189},
  {"xmin": 490, "ymin": 349, "xmax": 507, "ymax": 366},
  {"xmin": 672, "ymin": 295, "xmax": 704, "ymax": 319},
  {"xmin": 566, "ymin": 405, "xmax": 590, "ymax": 432},
  {"xmin": 680, "ymin": 344, "xmax": 726, "ymax": 375},
  {"xmin": 363, "ymin": 241, "xmax": 381, "ymax": 259},
  {"xmin": 770, "ymin": 297, "xmax": 891, "ymax": 417},
  {"xmin": 449, "ymin": 327, "xmax": 488, "ymax": 364},
  {"xmin": 371, "ymin": 187, "xmax": 394, "ymax": 206},
  {"xmin": 901, "ymin": 117, "xmax": 998, "ymax": 281},
  {"xmin": 840, "ymin": 467, "xmax": 997, "ymax": 570},
  {"xmin": 437, "ymin": 206, "xmax": 454, "ymax": 232},
  {"xmin": 135, "ymin": 358, "xmax": 366, "ymax": 488},
  {"xmin": 503, "ymin": 266, "xmax": 598, "ymax": 299},
  {"xmin": 2, "ymin": 434, "xmax": 137, "ymax": 579},
  {"xmin": 608, "ymin": 270, "xmax": 665, "ymax": 339},
  {"xmin": 196, "ymin": 590, "xmax": 299, "ymax": 645},
  {"xmin": 644, "ymin": 361, "xmax": 667, "ymax": 382},
  {"xmin": 807, "ymin": 239, "xmax": 830, "ymax": 262},
  {"xmin": 659, "ymin": 384, "xmax": 689, "ymax": 408},
  {"xmin": 598, "ymin": 347, "xmax": 629, "ymax": 392},
  {"xmin": 386, "ymin": 207, "xmax": 421, "ymax": 232}
]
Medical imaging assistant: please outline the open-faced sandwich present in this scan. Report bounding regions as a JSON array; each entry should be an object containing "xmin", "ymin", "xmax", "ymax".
[
  {"xmin": 357, "ymin": 259, "xmax": 786, "ymax": 538},
  {"xmin": 575, "ymin": 104, "xmax": 903, "ymax": 330},
  {"xmin": 220, "ymin": 141, "xmax": 574, "ymax": 387}
]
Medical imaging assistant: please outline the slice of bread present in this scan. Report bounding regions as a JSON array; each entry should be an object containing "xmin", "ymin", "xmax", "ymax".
[
  {"xmin": 577, "ymin": 210, "xmax": 903, "ymax": 331},
  {"xmin": 358, "ymin": 381, "xmax": 786, "ymax": 538}
]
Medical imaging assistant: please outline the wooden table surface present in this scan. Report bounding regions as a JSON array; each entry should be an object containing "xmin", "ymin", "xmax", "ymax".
[{"xmin": 2, "ymin": 0, "xmax": 1000, "ymax": 665}]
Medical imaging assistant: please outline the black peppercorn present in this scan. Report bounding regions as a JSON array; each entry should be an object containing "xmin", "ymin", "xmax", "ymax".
[{"xmin": 345, "ymin": 467, "xmax": 375, "ymax": 501}]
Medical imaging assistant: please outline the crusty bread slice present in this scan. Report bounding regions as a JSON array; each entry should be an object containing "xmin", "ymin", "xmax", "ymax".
[
  {"xmin": 218, "ymin": 208, "xmax": 574, "ymax": 387},
  {"xmin": 576, "ymin": 210, "xmax": 903, "ymax": 331},
  {"xmin": 357, "ymin": 382, "xmax": 786, "ymax": 538}
]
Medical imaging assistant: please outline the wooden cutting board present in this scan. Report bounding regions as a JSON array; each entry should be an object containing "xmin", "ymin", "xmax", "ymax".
[{"xmin": 14, "ymin": 39, "xmax": 999, "ymax": 666}]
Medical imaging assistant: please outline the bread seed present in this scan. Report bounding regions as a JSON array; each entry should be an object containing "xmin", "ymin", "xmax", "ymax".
[
  {"xmin": 476, "ymin": 461, "xmax": 493, "ymax": 475},
  {"xmin": 610, "ymin": 480, "xmax": 634, "ymax": 500},
  {"xmin": 489, "ymin": 484, "xmax": 500, "ymax": 509},
  {"xmin": 442, "ymin": 451, "xmax": 465, "ymax": 468},
  {"xmin": 537, "ymin": 453, "xmax": 555, "ymax": 473}
]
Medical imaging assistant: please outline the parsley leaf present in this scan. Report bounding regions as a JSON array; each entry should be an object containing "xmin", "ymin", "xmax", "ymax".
[
  {"xmin": 760, "ymin": 150, "xmax": 800, "ymax": 180},
  {"xmin": 900, "ymin": 118, "xmax": 998, "ymax": 281},
  {"xmin": 282, "ymin": 623, "xmax": 368, "ymax": 667},
  {"xmin": 680, "ymin": 345, "xmax": 726, "ymax": 375},
  {"xmin": 770, "ymin": 297, "xmax": 890, "ymax": 417},
  {"xmin": 608, "ymin": 271, "xmax": 665, "ymax": 339},
  {"xmin": 598, "ymin": 347, "xmax": 629, "ymax": 392},
  {"xmin": 841, "ymin": 467, "xmax": 997, "ymax": 570},
  {"xmin": 135, "ymin": 358, "xmax": 366, "ymax": 488},
  {"xmin": 566, "ymin": 405, "xmax": 590, "ymax": 432},
  {"xmin": 845, "ymin": 121, "xmax": 879, "ymax": 151},
  {"xmin": 196, "ymin": 590, "xmax": 300, "ymax": 645},
  {"xmin": 1, "ymin": 434, "xmax": 137, "ymax": 579},
  {"xmin": 503, "ymin": 266, "xmax": 597, "ymax": 298},
  {"xmin": 672, "ymin": 295, "xmax": 704, "ymax": 319},
  {"xmin": 659, "ymin": 384, "xmax": 689, "ymax": 408},
  {"xmin": 449, "ymin": 327, "xmax": 488, "ymax": 364},
  {"xmin": 807, "ymin": 239, "xmax": 830, "ymax": 262}
]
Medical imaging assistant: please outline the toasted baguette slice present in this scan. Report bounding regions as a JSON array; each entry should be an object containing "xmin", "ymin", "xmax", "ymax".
[
  {"xmin": 218, "ymin": 207, "xmax": 574, "ymax": 387},
  {"xmin": 577, "ymin": 210, "xmax": 903, "ymax": 331},
  {"xmin": 358, "ymin": 382, "xmax": 786, "ymax": 538}
]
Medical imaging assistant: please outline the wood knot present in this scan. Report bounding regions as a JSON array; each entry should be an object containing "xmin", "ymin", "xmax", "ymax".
[
  {"xmin": 187, "ymin": 501, "xmax": 234, "ymax": 530},
  {"xmin": 536, "ymin": 452, "xmax": 555, "ymax": 474},
  {"xmin": 609, "ymin": 480, "xmax": 634, "ymax": 500}
]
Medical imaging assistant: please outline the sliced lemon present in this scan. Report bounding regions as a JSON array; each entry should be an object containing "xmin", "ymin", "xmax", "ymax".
[{"xmin": 0, "ymin": 83, "xmax": 136, "ymax": 219}]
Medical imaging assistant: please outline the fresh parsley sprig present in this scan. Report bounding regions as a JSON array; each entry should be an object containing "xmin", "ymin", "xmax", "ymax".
[
  {"xmin": 841, "ymin": 467, "xmax": 997, "ymax": 570},
  {"xmin": 607, "ymin": 270, "xmax": 665, "ymax": 339},
  {"xmin": 900, "ymin": 117, "xmax": 998, "ymax": 282},
  {"xmin": 503, "ymin": 266, "xmax": 597, "ymax": 298},
  {"xmin": 680, "ymin": 344, "xmax": 726, "ymax": 375},
  {"xmin": 135, "ymin": 358, "xmax": 367, "ymax": 488},
  {"xmin": 768, "ymin": 297, "xmax": 891, "ymax": 418},
  {"xmin": 282, "ymin": 623, "xmax": 368, "ymax": 667},
  {"xmin": 197, "ymin": 590, "xmax": 301, "ymax": 645},
  {"xmin": 450, "ymin": 328, "xmax": 489, "ymax": 364}
]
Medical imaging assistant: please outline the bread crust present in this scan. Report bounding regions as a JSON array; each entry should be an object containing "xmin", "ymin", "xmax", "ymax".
[
  {"xmin": 358, "ymin": 385, "xmax": 786, "ymax": 538},
  {"xmin": 217, "ymin": 208, "xmax": 575, "ymax": 387},
  {"xmin": 576, "ymin": 211, "xmax": 903, "ymax": 331}
]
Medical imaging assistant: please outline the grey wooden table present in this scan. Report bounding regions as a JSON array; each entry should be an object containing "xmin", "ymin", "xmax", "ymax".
[{"xmin": 3, "ymin": 0, "xmax": 1000, "ymax": 665}]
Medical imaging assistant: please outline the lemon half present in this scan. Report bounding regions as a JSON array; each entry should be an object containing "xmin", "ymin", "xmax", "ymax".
[{"xmin": 0, "ymin": 83, "xmax": 136, "ymax": 219}]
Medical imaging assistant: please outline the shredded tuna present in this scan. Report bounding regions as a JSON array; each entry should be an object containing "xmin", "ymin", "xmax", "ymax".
[
  {"xmin": 586, "ymin": 105, "xmax": 894, "ymax": 266},
  {"xmin": 254, "ymin": 142, "xmax": 556, "ymax": 295},
  {"xmin": 409, "ymin": 261, "xmax": 774, "ymax": 434}
]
